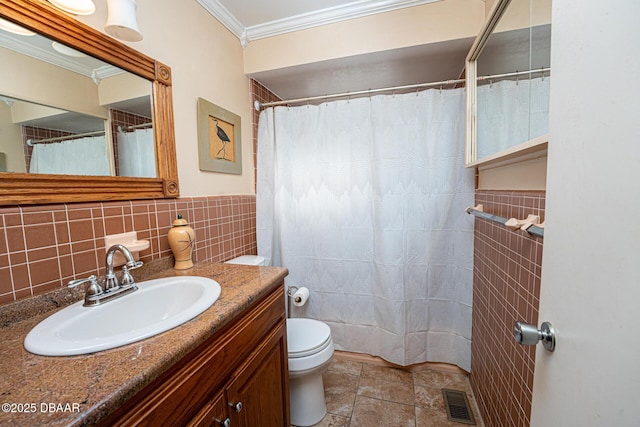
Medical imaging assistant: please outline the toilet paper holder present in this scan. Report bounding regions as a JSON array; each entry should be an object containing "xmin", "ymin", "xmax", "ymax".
[
  {"xmin": 286, "ymin": 286, "xmax": 311, "ymax": 317},
  {"xmin": 287, "ymin": 285, "xmax": 298, "ymax": 298},
  {"xmin": 287, "ymin": 286, "xmax": 299, "ymax": 318}
]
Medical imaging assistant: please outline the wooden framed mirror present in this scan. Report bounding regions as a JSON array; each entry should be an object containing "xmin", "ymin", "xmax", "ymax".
[{"xmin": 0, "ymin": 0, "xmax": 179, "ymax": 205}]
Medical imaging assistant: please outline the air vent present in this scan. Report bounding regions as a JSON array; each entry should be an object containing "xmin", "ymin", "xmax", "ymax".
[{"xmin": 442, "ymin": 389, "xmax": 476, "ymax": 425}]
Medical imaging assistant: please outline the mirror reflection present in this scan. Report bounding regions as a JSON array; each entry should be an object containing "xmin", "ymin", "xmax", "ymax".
[
  {"xmin": 474, "ymin": 0, "xmax": 551, "ymax": 160},
  {"xmin": 0, "ymin": 20, "xmax": 156, "ymax": 177}
]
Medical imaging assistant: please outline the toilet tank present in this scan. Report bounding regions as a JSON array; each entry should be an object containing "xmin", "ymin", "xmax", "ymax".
[{"xmin": 224, "ymin": 255, "xmax": 266, "ymax": 266}]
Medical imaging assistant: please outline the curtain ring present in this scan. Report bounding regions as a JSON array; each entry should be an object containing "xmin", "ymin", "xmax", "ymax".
[
  {"xmin": 541, "ymin": 66, "xmax": 545, "ymax": 81},
  {"xmin": 516, "ymin": 71, "xmax": 519, "ymax": 85}
]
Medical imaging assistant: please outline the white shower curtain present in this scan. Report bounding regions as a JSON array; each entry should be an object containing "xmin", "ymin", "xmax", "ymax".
[
  {"xmin": 257, "ymin": 89, "xmax": 475, "ymax": 370},
  {"xmin": 476, "ymin": 76, "xmax": 550, "ymax": 159},
  {"xmin": 29, "ymin": 135, "xmax": 110, "ymax": 175},
  {"xmin": 117, "ymin": 128, "xmax": 156, "ymax": 177}
]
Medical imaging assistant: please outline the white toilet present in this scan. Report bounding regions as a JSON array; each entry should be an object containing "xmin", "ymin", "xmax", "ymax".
[
  {"xmin": 287, "ymin": 317, "xmax": 334, "ymax": 426},
  {"xmin": 225, "ymin": 255, "xmax": 334, "ymax": 427}
]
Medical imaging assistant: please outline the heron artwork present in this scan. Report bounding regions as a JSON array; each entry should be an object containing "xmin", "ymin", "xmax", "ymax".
[{"xmin": 214, "ymin": 118, "xmax": 232, "ymax": 161}]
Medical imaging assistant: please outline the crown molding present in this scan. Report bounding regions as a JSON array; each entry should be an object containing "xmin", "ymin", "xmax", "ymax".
[{"xmin": 197, "ymin": 0, "xmax": 441, "ymax": 47}]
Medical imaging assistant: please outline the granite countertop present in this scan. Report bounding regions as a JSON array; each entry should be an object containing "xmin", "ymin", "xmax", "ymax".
[{"xmin": 0, "ymin": 260, "xmax": 288, "ymax": 427}]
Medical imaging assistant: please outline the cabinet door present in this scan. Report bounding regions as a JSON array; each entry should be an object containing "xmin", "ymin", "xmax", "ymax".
[
  {"xmin": 187, "ymin": 391, "xmax": 230, "ymax": 427},
  {"xmin": 226, "ymin": 320, "xmax": 289, "ymax": 427}
]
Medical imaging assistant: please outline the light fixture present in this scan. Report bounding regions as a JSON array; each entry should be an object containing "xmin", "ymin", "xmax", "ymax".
[
  {"xmin": 0, "ymin": 17, "xmax": 36, "ymax": 36},
  {"xmin": 104, "ymin": 0, "xmax": 143, "ymax": 42},
  {"xmin": 47, "ymin": 0, "xmax": 96, "ymax": 16}
]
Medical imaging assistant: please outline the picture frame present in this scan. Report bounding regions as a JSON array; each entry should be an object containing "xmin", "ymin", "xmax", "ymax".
[{"xmin": 197, "ymin": 97, "xmax": 242, "ymax": 174}]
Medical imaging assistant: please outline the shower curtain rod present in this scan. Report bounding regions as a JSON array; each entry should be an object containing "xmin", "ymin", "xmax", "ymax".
[
  {"xmin": 254, "ymin": 67, "xmax": 551, "ymax": 110},
  {"xmin": 26, "ymin": 130, "xmax": 105, "ymax": 146},
  {"xmin": 118, "ymin": 122, "xmax": 153, "ymax": 131}
]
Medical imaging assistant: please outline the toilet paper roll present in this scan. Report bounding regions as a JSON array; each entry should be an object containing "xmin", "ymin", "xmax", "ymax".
[{"xmin": 292, "ymin": 287, "xmax": 310, "ymax": 307}]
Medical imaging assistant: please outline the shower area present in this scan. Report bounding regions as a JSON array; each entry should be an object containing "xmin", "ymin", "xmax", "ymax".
[
  {"xmin": 252, "ymin": 71, "xmax": 546, "ymax": 425},
  {"xmin": 255, "ymin": 85, "xmax": 476, "ymax": 371}
]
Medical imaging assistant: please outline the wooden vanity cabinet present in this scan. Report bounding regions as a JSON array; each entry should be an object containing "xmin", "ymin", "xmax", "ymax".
[{"xmin": 103, "ymin": 283, "xmax": 290, "ymax": 427}]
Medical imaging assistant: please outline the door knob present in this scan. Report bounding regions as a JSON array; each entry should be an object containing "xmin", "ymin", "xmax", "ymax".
[{"xmin": 514, "ymin": 321, "xmax": 556, "ymax": 352}]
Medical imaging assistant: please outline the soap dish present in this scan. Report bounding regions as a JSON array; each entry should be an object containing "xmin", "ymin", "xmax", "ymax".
[{"xmin": 104, "ymin": 231, "xmax": 150, "ymax": 267}]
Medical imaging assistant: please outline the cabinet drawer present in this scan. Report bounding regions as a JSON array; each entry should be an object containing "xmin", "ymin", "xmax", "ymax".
[
  {"xmin": 187, "ymin": 390, "xmax": 229, "ymax": 427},
  {"xmin": 105, "ymin": 283, "xmax": 285, "ymax": 426}
]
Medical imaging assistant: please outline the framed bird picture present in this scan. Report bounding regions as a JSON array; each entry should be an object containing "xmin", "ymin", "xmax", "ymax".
[{"xmin": 197, "ymin": 97, "xmax": 242, "ymax": 174}]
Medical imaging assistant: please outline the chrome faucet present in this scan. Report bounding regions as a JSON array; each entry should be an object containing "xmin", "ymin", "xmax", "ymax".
[
  {"xmin": 68, "ymin": 244, "xmax": 143, "ymax": 307},
  {"xmin": 105, "ymin": 244, "xmax": 142, "ymax": 291}
]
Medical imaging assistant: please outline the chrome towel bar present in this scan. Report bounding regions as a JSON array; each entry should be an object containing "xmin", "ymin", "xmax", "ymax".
[{"xmin": 466, "ymin": 204, "xmax": 544, "ymax": 238}]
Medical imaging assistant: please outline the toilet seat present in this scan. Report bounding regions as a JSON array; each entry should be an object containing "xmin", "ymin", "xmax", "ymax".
[{"xmin": 287, "ymin": 318, "xmax": 332, "ymax": 358}]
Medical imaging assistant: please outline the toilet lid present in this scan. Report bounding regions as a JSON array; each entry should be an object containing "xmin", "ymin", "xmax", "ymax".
[{"xmin": 287, "ymin": 318, "xmax": 332, "ymax": 358}]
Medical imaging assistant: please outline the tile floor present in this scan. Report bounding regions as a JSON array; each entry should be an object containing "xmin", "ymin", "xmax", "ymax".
[{"xmin": 299, "ymin": 355, "xmax": 484, "ymax": 427}]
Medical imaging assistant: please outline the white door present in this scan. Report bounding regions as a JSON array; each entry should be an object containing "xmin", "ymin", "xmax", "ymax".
[{"xmin": 530, "ymin": 1, "xmax": 640, "ymax": 425}]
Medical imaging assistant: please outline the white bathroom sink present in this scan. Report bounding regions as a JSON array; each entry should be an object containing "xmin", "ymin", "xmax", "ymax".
[{"xmin": 24, "ymin": 276, "xmax": 221, "ymax": 356}]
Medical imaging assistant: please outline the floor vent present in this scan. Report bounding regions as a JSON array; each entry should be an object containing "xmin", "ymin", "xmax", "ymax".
[{"xmin": 442, "ymin": 388, "xmax": 476, "ymax": 425}]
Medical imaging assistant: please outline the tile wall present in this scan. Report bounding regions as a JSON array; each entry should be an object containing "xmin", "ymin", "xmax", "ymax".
[
  {"xmin": 0, "ymin": 195, "xmax": 256, "ymax": 305},
  {"xmin": 470, "ymin": 190, "xmax": 545, "ymax": 427}
]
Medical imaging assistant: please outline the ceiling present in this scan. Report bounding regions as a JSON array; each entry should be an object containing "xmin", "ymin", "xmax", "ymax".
[{"xmin": 197, "ymin": 0, "xmax": 474, "ymax": 102}]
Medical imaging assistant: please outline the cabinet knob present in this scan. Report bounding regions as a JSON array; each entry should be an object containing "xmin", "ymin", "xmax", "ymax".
[
  {"xmin": 214, "ymin": 417, "xmax": 231, "ymax": 427},
  {"xmin": 229, "ymin": 401, "xmax": 243, "ymax": 413}
]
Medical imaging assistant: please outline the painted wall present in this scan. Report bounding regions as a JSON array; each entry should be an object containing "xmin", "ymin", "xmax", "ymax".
[
  {"xmin": 485, "ymin": 0, "xmax": 497, "ymax": 16},
  {"xmin": 0, "ymin": 47, "xmax": 106, "ymax": 118},
  {"xmin": 97, "ymin": 72, "xmax": 151, "ymax": 107},
  {"xmin": 78, "ymin": 0, "xmax": 255, "ymax": 197},
  {"xmin": 243, "ymin": 0, "xmax": 484, "ymax": 75},
  {"xmin": 478, "ymin": 157, "xmax": 547, "ymax": 190},
  {"xmin": 0, "ymin": 103, "xmax": 25, "ymax": 173}
]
